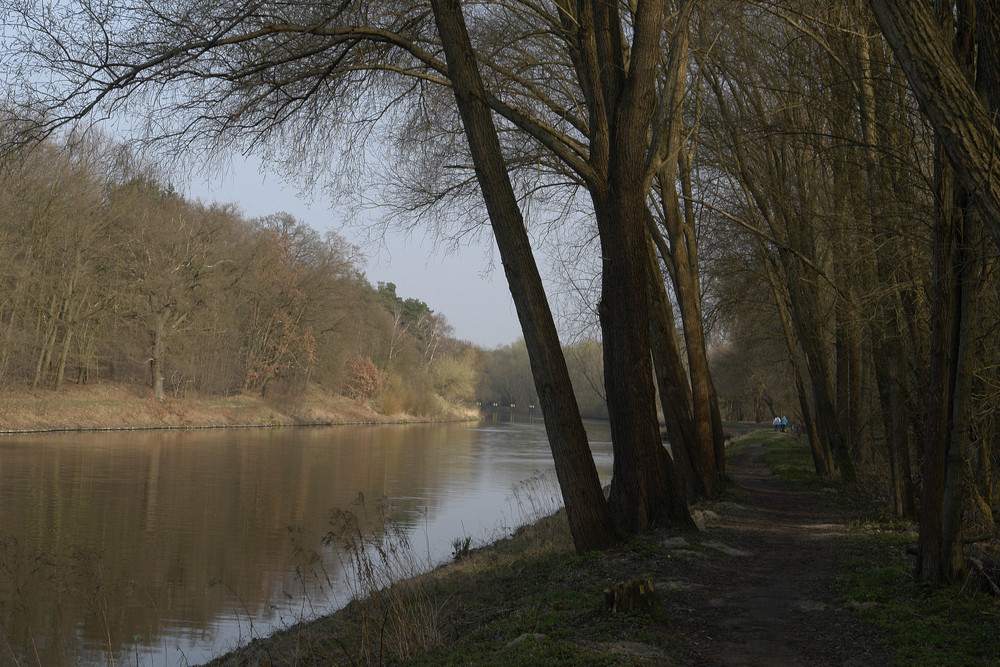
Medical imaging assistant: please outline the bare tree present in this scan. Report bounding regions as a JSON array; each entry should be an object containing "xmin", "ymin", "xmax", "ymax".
[
  {"xmin": 870, "ymin": 0, "xmax": 1000, "ymax": 242},
  {"xmin": 2, "ymin": 0, "xmax": 697, "ymax": 539},
  {"xmin": 105, "ymin": 178, "xmax": 234, "ymax": 401},
  {"xmin": 431, "ymin": 0, "xmax": 620, "ymax": 550}
]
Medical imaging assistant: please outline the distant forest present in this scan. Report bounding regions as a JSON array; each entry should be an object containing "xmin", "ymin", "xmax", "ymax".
[{"xmin": 0, "ymin": 133, "xmax": 612, "ymax": 418}]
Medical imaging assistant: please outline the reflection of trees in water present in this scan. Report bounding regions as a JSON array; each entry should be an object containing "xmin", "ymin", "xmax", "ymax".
[
  {"xmin": 0, "ymin": 424, "xmax": 477, "ymax": 664},
  {"xmin": 0, "ymin": 536, "xmax": 164, "ymax": 666}
]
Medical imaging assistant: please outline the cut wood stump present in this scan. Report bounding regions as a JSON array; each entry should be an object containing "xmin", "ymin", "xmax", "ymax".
[{"xmin": 604, "ymin": 578, "xmax": 662, "ymax": 615}]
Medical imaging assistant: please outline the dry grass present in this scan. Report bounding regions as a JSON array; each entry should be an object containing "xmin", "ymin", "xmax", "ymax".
[
  {"xmin": 203, "ymin": 497, "xmax": 579, "ymax": 667},
  {"xmin": 0, "ymin": 381, "xmax": 477, "ymax": 433}
]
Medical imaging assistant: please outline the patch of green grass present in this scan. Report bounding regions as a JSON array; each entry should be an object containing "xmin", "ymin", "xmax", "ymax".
[
  {"xmin": 762, "ymin": 436, "xmax": 812, "ymax": 477},
  {"xmin": 838, "ymin": 529, "xmax": 1000, "ymax": 665},
  {"xmin": 411, "ymin": 635, "xmax": 622, "ymax": 667},
  {"xmin": 735, "ymin": 431, "xmax": 774, "ymax": 447},
  {"xmin": 399, "ymin": 543, "xmax": 676, "ymax": 667},
  {"xmin": 725, "ymin": 430, "xmax": 771, "ymax": 457},
  {"xmin": 626, "ymin": 536, "xmax": 665, "ymax": 558},
  {"xmin": 712, "ymin": 478, "xmax": 751, "ymax": 504},
  {"xmin": 753, "ymin": 438, "xmax": 999, "ymax": 663}
]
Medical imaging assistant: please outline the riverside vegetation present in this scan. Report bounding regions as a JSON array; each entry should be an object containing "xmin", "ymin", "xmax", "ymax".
[
  {"xmin": 203, "ymin": 430, "xmax": 999, "ymax": 666},
  {"xmin": 0, "ymin": 382, "xmax": 475, "ymax": 434},
  {"xmin": 0, "ymin": 131, "xmax": 615, "ymax": 426}
]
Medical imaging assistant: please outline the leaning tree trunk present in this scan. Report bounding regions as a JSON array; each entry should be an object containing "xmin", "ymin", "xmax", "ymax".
[
  {"xmin": 677, "ymin": 150, "xmax": 728, "ymax": 481},
  {"xmin": 664, "ymin": 185, "xmax": 724, "ymax": 491},
  {"xmin": 854, "ymin": 23, "xmax": 918, "ymax": 518},
  {"xmin": 869, "ymin": 0, "xmax": 1000, "ymax": 244},
  {"xmin": 763, "ymin": 254, "xmax": 830, "ymax": 476},
  {"xmin": 647, "ymin": 236, "xmax": 702, "ymax": 500},
  {"xmin": 652, "ymin": 93, "xmax": 725, "ymax": 493},
  {"xmin": 648, "ymin": 218, "xmax": 714, "ymax": 497},
  {"xmin": 431, "ymin": 0, "xmax": 618, "ymax": 554}
]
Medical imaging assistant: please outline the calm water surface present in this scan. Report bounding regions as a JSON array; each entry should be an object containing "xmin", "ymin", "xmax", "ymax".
[{"xmin": 0, "ymin": 419, "xmax": 612, "ymax": 665}]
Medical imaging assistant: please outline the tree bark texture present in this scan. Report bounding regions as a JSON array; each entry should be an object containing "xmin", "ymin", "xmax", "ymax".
[
  {"xmin": 855, "ymin": 24, "xmax": 918, "ymax": 519},
  {"xmin": 151, "ymin": 306, "xmax": 167, "ymax": 402},
  {"xmin": 647, "ymin": 235, "xmax": 701, "ymax": 500},
  {"xmin": 585, "ymin": 0, "xmax": 694, "ymax": 532},
  {"xmin": 650, "ymin": 4, "xmax": 725, "ymax": 493},
  {"xmin": 913, "ymin": 0, "xmax": 989, "ymax": 587},
  {"xmin": 430, "ymin": 0, "xmax": 618, "ymax": 554},
  {"xmin": 780, "ymin": 226, "xmax": 855, "ymax": 483},
  {"xmin": 870, "ymin": 0, "xmax": 1000, "ymax": 249},
  {"xmin": 917, "ymin": 146, "xmax": 970, "ymax": 584}
]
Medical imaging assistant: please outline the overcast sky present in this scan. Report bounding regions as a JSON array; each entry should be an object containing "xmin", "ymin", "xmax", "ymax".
[{"xmin": 183, "ymin": 158, "xmax": 523, "ymax": 349}]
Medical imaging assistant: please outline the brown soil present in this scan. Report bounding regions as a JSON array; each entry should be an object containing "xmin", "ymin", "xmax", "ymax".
[{"xmin": 668, "ymin": 437, "xmax": 894, "ymax": 665}]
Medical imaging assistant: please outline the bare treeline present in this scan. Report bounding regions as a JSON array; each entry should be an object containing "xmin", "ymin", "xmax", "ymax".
[
  {"xmin": 694, "ymin": 1, "xmax": 1000, "ymax": 585},
  {"xmin": 0, "ymin": 132, "xmax": 478, "ymax": 414}
]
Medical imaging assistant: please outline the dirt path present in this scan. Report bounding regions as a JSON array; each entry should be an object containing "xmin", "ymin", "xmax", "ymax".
[{"xmin": 670, "ymin": 437, "xmax": 894, "ymax": 665}]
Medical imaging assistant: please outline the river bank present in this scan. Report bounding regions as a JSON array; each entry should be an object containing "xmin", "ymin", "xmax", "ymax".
[
  {"xmin": 0, "ymin": 381, "xmax": 477, "ymax": 433},
  {"xmin": 203, "ymin": 431, "xmax": 999, "ymax": 666}
]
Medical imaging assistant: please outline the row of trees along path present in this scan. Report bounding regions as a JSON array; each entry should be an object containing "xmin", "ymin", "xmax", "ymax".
[{"xmin": 672, "ymin": 437, "xmax": 893, "ymax": 665}]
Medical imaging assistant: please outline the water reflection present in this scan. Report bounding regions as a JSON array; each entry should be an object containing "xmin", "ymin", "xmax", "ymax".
[{"xmin": 0, "ymin": 420, "xmax": 612, "ymax": 665}]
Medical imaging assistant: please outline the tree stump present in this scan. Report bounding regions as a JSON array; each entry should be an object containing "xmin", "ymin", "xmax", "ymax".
[{"xmin": 604, "ymin": 578, "xmax": 662, "ymax": 615}]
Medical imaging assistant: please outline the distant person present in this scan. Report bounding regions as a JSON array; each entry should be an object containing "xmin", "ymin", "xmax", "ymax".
[
  {"xmin": 773, "ymin": 416, "xmax": 781, "ymax": 431},
  {"xmin": 780, "ymin": 416, "xmax": 787, "ymax": 433}
]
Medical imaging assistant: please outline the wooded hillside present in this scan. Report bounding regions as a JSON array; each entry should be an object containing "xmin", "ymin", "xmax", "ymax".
[{"xmin": 0, "ymin": 134, "xmax": 486, "ymax": 416}]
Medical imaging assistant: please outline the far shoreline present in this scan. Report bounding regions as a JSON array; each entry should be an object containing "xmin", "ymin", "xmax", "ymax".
[{"xmin": 0, "ymin": 380, "xmax": 479, "ymax": 435}]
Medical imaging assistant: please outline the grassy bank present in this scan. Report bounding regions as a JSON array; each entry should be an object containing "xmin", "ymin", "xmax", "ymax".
[
  {"xmin": 0, "ymin": 381, "xmax": 477, "ymax": 433},
  {"xmin": 204, "ymin": 431, "xmax": 999, "ymax": 666}
]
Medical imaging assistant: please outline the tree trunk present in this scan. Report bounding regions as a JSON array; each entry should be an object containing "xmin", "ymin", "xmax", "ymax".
[
  {"xmin": 652, "ymin": 27, "xmax": 725, "ymax": 491},
  {"xmin": 32, "ymin": 294, "xmax": 60, "ymax": 389},
  {"xmin": 430, "ymin": 0, "xmax": 618, "ymax": 553},
  {"xmin": 917, "ymin": 146, "xmax": 969, "ymax": 584},
  {"xmin": 661, "ymin": 180, "xmax": 723, "ymax": 493},
  {"xmin": 870, "ymin": 303, "xmax": 918, "ymax": 519},
  {"xmin": 648, "ymin": 219, "xmax": 714, "ymax": 497},
  {"xmin": 763, "ymin": 255, "xmax": 830, "ymax": 476},
  {"xmin": 870, "ymin": 0, "xmax": 1000, "ymax": 245},
  {"xmin": 558, "ymin": 0, "xmax": 694, "ymax": 533},
  {"xmin": 151, "ymin": 307, "xmax": 167, "ymax": 402},
  {"xmin": 54, "ymin": 324, "xmax": 73, "ymax": 391},
  {"xmin": 678, "ymin": 150, "xmax": 728, "ymax": 481},
  {"xmin": 781, "ymin": 247, "xmax": 853, "ymax": 481},
  {"xmin": 597, "ymin": 182, "xmax": 692, "ymax": 531},
  {"xmin": 835, "ymin": 286, "xmax": 868, "ymax": 467},
  {"xmin": 912, "ymin": 0, "xmax": 988, "ymax": 587},
  {"xmin": 647, "ymin": 235, "xmax": 701, "ymax": 500},
  {"xmin": 855, "ymin": 22, "xmax": 918, "ymax": 518}
]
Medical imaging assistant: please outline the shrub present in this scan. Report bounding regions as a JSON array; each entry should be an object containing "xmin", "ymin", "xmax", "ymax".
[{"xmin": 343, "ymin": 356, "xmax": 385, "ymax": 402}]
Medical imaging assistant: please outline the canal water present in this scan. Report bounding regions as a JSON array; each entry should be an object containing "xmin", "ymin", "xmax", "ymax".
[{"xmin": 0, "ymin": 419, "xmax": 613, "ymax": 665}]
